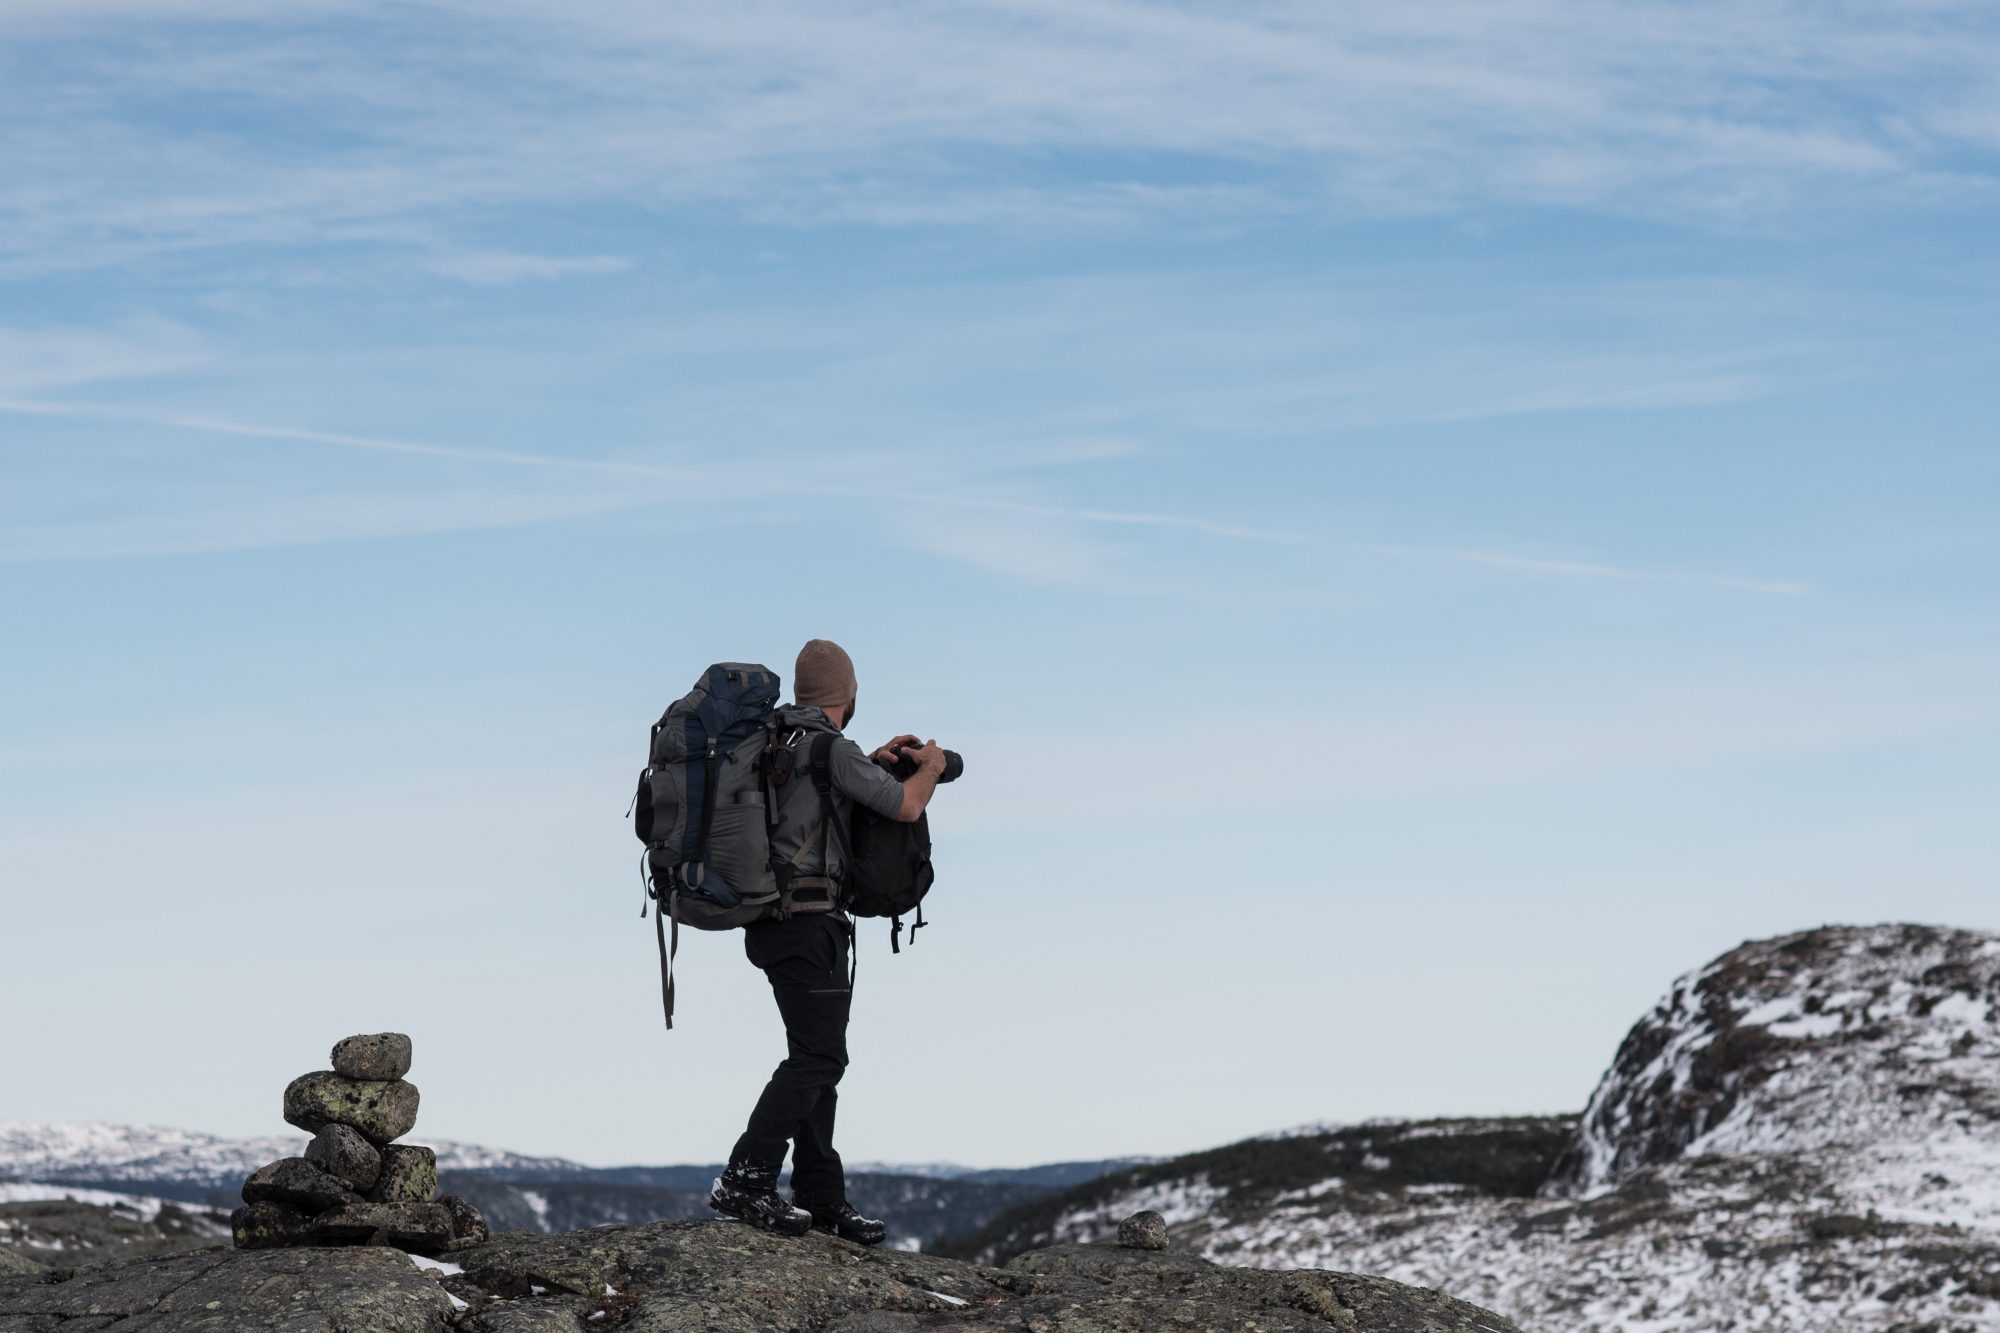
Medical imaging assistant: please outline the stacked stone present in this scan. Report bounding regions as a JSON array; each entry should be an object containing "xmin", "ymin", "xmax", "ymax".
[{"xmin": 231, "ymin": 1033, "xmax": 489, "ymax": 1257}]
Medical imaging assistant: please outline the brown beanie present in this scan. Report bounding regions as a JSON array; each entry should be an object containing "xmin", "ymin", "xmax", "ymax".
[{"xmin": 795, "ymin": 639, "xmax": 857, "ymax": 711}]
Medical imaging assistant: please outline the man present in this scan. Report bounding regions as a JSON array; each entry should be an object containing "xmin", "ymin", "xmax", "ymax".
[{"xmin": 707, "ymin": 638, "xmax": 948, "ymax": 1244}]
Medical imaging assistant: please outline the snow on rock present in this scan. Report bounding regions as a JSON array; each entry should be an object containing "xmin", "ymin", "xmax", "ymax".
[
  {"xmin": 962, "ymin": 924, "xmax": 2000, "ymax": 1333},
  {"xmin": 1548, "ymin": 922, "xmax": 2000, "ymax": 1214}
]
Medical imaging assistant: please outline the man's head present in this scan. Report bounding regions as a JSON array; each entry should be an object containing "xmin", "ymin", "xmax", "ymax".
[{"xmin": 795, "ymin": 638, "xmax": 857, "ymax": 728}]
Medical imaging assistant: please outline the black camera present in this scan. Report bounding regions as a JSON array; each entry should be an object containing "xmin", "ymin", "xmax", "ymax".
[{"xmin": 880, "ymin": 745, "xmax": 964, "ymax": 784}]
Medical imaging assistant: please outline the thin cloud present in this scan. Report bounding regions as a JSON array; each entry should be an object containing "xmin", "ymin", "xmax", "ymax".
[
  {"xmin": 2, "ymin": 1, "xmax": 1996, "ymax": 276},
  {"xmin": 1378, "ymin": 544, "xmax": 1809, "ymax": 596},
  {"xmin": 0, "ymin": 396, "xmax": 1287, "ymax": 556},
  {"xmin": 426, "ymin": 250, "xmax": 632, "ymax": 285}
]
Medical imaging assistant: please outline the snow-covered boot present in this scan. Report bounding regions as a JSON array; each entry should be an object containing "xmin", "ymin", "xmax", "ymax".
[
  {"xmin": 709, "ymin": 1162, "xmax": 811, "ymax": 1237},
  {"xmin": 797, "ymin": 1198, "xmax": 887, "ymax": 1247}
]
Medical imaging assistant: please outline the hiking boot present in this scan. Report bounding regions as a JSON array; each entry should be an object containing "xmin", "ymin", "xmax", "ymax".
[
  {"xmin": 709, "ymin": 1163, "xmax": 811, "ymax": 1237},
  {"xmin": 796, "ymin": 1198, "xmax": 887, "ymax": 1247}
]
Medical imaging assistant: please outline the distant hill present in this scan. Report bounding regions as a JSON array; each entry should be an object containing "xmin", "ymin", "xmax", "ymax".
[{"xmin": 0, "ymin": 1121, "xmax": 1139, "ymax": 1251}]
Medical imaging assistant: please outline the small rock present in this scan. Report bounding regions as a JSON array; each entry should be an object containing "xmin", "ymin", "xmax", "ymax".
[
  {"xmin": 241, "ymin": 1158, "xmax": 361, "ymax": 1214},
  {"xmin": 231, "ymin": 1201, "xmax": 318, "ymax": 1249},
  {"xmin": 1117, "ymin": 1210, "xmax": 1169, "ymax": 1251},
  {"xmin": 438, "ymin": 1194, "xmax": 491, "ymax": 1249},
  {"xmin": 372, "ymin": 1145, "xmax": 438, "ymax": 1203},
  {"xmin": 283, "ymin": 1070, "xmax": 421, "ymax": 1143},
  {"xmin": 312, "ymin": 1201, "xmax": 456, "ymax": 1255},
  {"xmin": 305, "ymin": 1124, "xmax": 383, "ymax": 1194},
  {"xmin": 331, "ymin": 1032, "xmax": 413, "ymax": 1082}
]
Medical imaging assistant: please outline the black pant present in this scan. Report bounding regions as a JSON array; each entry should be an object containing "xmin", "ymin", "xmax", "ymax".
[{"xmin": 729, "ymin": 913, "xmax": 853, "ymax": 1206}]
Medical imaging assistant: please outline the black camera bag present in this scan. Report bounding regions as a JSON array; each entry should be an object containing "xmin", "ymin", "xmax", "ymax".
[{"xmin": 807, "ymin": 733, "xmax": 935, "ymax": 952}]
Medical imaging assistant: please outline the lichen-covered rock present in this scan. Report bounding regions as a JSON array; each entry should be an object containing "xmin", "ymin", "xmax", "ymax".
[
  {"xmin": 439, "ymin": 1194, "xmax": 491, "ymax": 1249},
  {"xmin": 284, "ymin": 1070, "xmax": 420, "ymax": 1143},
  {"xmin": 332, "ymin": 1032, "xmax": 414, "ymax": 1082},
  {"xmin": 232, "ymin": 1200, "xmax": 320, "ymax": 1250},
  {"xmin": 313, "ymin": 1201, "xmax": 456, "ymax": 1254},
  {"xmin": 1, "ymin": 1217, "xmax": 1521, "ymax": 1332},
  {"xmin": 305, "ymin": 1122, "xmax": 383, "ymax": 1194},
  {"xmin": 0, "ymin": 1245, "xmax": 41, "ymax": 1277},
  {"xmin": 1116, "ymin": 1209, "xmax": 1168, "ymax": 1250},
  {"xmin": 0, "ymin": 1245, "xmax": 457, "ymax": 1332},
  {"xmin": 373, "ymin": 1144, "xmax": 438, "ymax": 1203},
  {"xmin": 243, "ymin": 1157, "xmax": 363, "ymax": 1214}
]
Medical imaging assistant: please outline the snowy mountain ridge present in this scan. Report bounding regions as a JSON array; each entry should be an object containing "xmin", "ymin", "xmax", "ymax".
[{"xmin": 0, "ymin": 1121, "xmax": 581, "ymax": 1191}]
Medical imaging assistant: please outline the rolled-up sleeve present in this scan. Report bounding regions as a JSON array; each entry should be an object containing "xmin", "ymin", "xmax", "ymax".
[{"xmin": 830, "ymin": 739, "xmax": 906, "ymax": 819}]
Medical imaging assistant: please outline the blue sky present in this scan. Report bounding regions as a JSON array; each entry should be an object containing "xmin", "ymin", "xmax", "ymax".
[{"xmin": 3, "ymin": 1, "xmax": 1997, "ymax": 1168}]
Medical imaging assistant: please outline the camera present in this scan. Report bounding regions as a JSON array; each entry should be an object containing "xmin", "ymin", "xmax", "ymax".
[{"xmin": 880, "ymin": 744, "xmax": 964, "ymax": 784}]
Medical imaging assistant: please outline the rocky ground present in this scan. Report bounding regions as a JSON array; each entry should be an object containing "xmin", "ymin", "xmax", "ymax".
[
  {"xmin": 0, "ymin": 1216, "xmax": 1522, "ymax": 1332},
  {"xmin": 0, "ymin": 1191, "xmax": 230, "ymax": 1271}
]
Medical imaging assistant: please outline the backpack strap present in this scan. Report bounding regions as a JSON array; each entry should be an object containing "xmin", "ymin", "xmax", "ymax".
[
  {"xmin": 807, "ymin": 732, "xmax": 849, "ymax": 889},
  {"xmin": 651, "ymin": 880, "xmax": 679, "ymax": 1030},
  {"xmin": 686, "ymin": 735, "xmax": 720, "ymax": 887}
]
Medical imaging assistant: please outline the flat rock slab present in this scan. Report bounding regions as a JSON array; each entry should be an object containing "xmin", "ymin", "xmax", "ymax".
[
  {"xmin": 283, "ymin": 1071, "xmax": 420, "ymax": 1144},
  {"xmin": 0, "ymin": 1220, "xmax": 1524, "ymax": 1333},
  {"xmin": 242, "ymin": 1157, "xmax": 362, "ymax": 1215},
  {"xmin": 332, "ymin": 1033, "xmax": 413, "ymax": 1082},
  {"xmin": 304, "ymin": 1124, "xmax": 383, "ymax": 1194},
  {"xmin": 314, "ymin": 1202, "xmax": 456, "ymax": 1254},
  {"xmin": 373, "ymin": 1144, "xmax": 438, "ymax": 1203},
  {"xmin": 0, "ymin": 1245, "xmax": 458, "ymax": 1333}
]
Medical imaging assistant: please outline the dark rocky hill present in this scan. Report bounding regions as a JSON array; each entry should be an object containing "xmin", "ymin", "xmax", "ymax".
[
  {"xmin": 0, "ymin": 1215, "xmax": 1522, "ymax": 1332},
  {"xmin": 936, "ymin": 924, "xmax": 2000, "ymax": 1332}
]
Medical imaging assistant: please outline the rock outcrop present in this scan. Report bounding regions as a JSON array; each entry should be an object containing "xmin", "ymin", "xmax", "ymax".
[
  {"xmin": 942, "ymin": 924, "xmax": 2000, "ymax": 1333},
  {"xmin": 0, "ymin": 1216, "xmax": 1523, "ymax": 1332},
  {"xmin": 231, "ymin": 1034, "xmax": 487, "ymax": 1257}
]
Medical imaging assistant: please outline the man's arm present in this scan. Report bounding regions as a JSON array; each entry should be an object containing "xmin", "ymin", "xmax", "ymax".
[{"xmin": 895, "ymin": 741, "xmax": 947, "ymax": 823}]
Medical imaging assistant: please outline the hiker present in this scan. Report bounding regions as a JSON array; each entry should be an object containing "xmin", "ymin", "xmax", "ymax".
[{"xmin": 706, "ymin": 639, "xmax": 950, "ymax": 1245}]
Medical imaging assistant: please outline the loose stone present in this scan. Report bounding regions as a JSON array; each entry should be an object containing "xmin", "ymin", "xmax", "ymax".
[
  {"xmin": 1117, "ymin": 1210, "xmax": 1169, "ymax": 1250},
  {"xmin": 313, "ymin": 1201, "xmax": 457, "ymax": 1255},
  {"xmin": 372, "ymin": 1144, "xmax": 438, "ymax": 1204},
  {"xmin": 283, "ymin": 1071, "xmax": 421, "ymax": 1144},
  {"xmin": 331, "ymin": 1032, "xmax": 414, "ymax": 1082},
  {"xmin": 241, "ymin": 1158, "xmax": 362, "ymax": 1215},
  {"xmin": 305, "ymin": 1123, "xmax": 384, "ymax": 1194},
  {"xmin": 230, "ymin": 1201, "xmax": 319, "ymax": 1250}
]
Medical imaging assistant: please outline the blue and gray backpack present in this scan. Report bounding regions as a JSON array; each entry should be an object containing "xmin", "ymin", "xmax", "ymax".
[{"xmin": 629, "ymin": 662, "xmax": 934, "ymax": 1028}]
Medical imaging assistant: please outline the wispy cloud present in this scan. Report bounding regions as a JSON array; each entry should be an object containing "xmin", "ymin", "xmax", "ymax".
[
  {"xmin": 0, "ymin": 395, "xmax": 1289, "ymax": 561},
  {"xmin": 1377, "ymin": 545, "xmax": 1809, "ymax": 596},
  {"xmin": 0, "ymin": 319, "xmax": 207, "ymax": 393},
  {"xmin": 426, "ymin": 250, "xmax": 632, "ymax": 285},
  {"xmin": 1, "ymin": 1, "xmax": 1995, "ymax": 276}
]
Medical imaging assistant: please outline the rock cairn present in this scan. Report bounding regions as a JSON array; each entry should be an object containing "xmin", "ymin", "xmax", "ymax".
[{"xmin": 231, "ymin": 1033, "xmax": 488, "ymax": 1257}]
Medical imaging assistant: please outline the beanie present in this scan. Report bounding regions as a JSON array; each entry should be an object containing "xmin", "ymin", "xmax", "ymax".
[{"xmin": 795, "ymin": 639, "xmax": 858, "ymax": 711}]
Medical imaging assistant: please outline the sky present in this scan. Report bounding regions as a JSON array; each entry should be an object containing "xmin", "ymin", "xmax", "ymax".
[{"xmin": 2, "ymin": 0, "xmax": 1998, "ymax": 1169}]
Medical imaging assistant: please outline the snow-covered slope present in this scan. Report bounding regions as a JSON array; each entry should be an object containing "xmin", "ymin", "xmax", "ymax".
[
  {"xmin": 0, "ymin": 1121, "xmax": 581, "ymax": 1194},
  {"xmin": 951, "ymin": 924, "xmax": 2000, "ymax": 1333}
]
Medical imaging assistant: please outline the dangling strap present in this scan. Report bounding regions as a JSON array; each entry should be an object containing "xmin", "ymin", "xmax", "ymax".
[
  {"xmin": 653, "ymin": 888, "xmax": 680, "ymax": 1029},
  {"xmin": 909, "ymin": 897, "xmax": 927, "ymax": 946}
]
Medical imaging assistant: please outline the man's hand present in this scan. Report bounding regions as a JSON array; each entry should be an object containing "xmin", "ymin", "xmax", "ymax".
[
  {"xmin": 871, "ymin": 734, "xmax": 922, "ymax": 766},
  {"xmin": 895, "ymin": 740, "xmax": 947, "ymax": 823}
]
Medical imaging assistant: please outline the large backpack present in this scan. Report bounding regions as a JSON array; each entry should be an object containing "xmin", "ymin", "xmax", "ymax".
[
  {"xmin": 632, "ymin": 663, "xmax": 832, "ymax": 1027},
  {"xmin": 629, "ymin": 663, "xmax": 937, "ymax": 1027}
]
